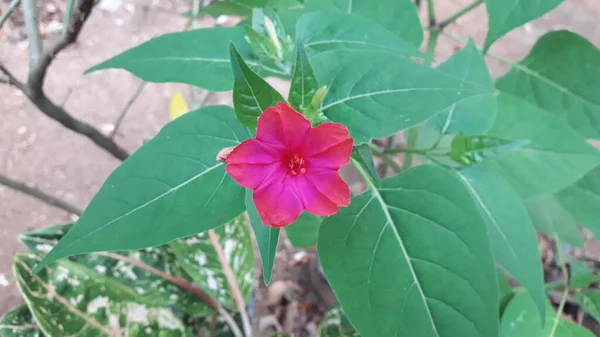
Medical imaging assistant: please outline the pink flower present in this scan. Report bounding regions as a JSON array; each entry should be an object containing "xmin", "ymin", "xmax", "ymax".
[{"xmin": 226, "ymin": 103, "xmax": 354, "ymax": 228}]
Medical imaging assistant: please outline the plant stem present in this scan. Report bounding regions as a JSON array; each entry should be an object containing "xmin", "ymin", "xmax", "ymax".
[
  {"xmin": 549, "ymin": 258, "xmax": 570, "ymax": 337},
  {"xmin": 62, "ymin": 0, "xmax": 74, "ymax": 35},
  {"xmin": 437, "ymin": 0, "xmax": 483, "ymax": 29},
  {"xmin": 208, "ymin": 230, "xmax": 252, "ymax": 337},
  {"xmin": 369, "ymin": 144, "xmax": 402, "ymax": 173},
  {"xmin": 402, "ymin": 127, "xmax": 420, "ymax": 170},
  {"xmin": 0, "ymin": 0, "xmax": 20, "ymax": 29},
  {"xmin": 97, "ymin": 251, "xmax": 244, "ymax": 337},
  {"xmin": 110, "ymin": 81, "xmax": 146, "ymax": 139},
  {"xmin": 0, "ymin": 174, "xmax": 83, "ymax": 215},
  {"xmin": 427, "ymin": 0, "xmax": 436, "ymax": 26},
  {"xmin": 22, "ymin": 0, "xmax": 42, "ymax": 66}
]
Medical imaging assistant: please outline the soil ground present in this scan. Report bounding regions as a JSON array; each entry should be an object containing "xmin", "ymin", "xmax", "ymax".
[{"xmin": 2, "ymin": 0, "xmax": 600, "ymax": 335}]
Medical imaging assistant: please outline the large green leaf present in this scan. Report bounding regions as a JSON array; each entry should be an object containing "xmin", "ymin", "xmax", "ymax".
[
  {"xmin": 280, "ymin": 0, "xmax": 423, "ymax": 47},
  {"xmin": 431, "ymin": 40, "xmax": 497, "ymax": 135},
  {"xmin": 170, "ymin": 215, "xmax": 254, "ymax": 310},
  {"xmin": 245, "ymin": 191, "xmax": 279, "ymax": 285},
  {"xmin": 475, "ymin": 92, "xmax": 600, "ymax": 199},
  {"xmin": 500, "ymin": 291, "xmax": 594, "ymax": 337},
  {"xmin": 284, "ymin": 212, "xmax": 322, "ymax": 249},
  {"xmin": 86, "ymin": 27, "xmax": 286, "ymax": 92},
  {"xmin": 15, "ymin": 254, "xmax": 196, "ymax": 336},
  {"xmin": 497, "ymin": 31, "xmax": 600, "ymax": 139},
  {"xmin": 483, "ymin": 0, "xmax": 563, "ymax": 51},
  {"xmin": 288, "ymin": 41, "xmax": 318, "ymax": 112},
  {"xmin": 230, "ymin": 44, "xmax": 286, "ymax": 128},
  {"xmin": 525, "ymin": 195, "xmax": 584, "ymax": 247},
  {"xmin": 0, "ymin": 305, "xmax": 44, "ymax": 337},
  {"xmin": 296, "ymin": 11, "xmax": 424, "ymax": 59},
  {"xmin": 557, "ymin": 166, "xmax": 600, "ymax": 238},
  {"xmin": 310, "ymin": 49, "xmax": 496, "ymax": 144},
  {"xmin": 21, "ymin": 224, "xmax": 214, "ymax": 316},
  {"xmin": 318, "ymin": 164, "xmax": 498, "ymax": 337},
  {"xmin": 35, "ymin": 105, "xmax": 250, "ymax": 272},
  {"xmin": 456, "ymin": 167, "xmax": 546, "ymax": 320}
]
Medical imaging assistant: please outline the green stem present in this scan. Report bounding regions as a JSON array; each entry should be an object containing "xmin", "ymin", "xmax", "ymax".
[
  {"xmin": 369, "ymin": 145, "xmax": 402, "ymax": 173},
  {"xmin": 402, "ymin": 127, "xmax": 420, "ymax": 170},
  {"xmin": 0, "ymin": 0, "xmax": 20, "ymax": 29},
  {"xmin": 549, "ymin": 259, "xmax": 570, "ymax": 337},
  {"xmin": 62, "ymin": 0, "xmax": 74, "ymax": 34},
  {"xmin": 437, "ymin": 0, "xmax": 483, "ymax": 29},
  {"xmin": 427, "ymin": 0, "xmax": 436, "ymax": 26}
]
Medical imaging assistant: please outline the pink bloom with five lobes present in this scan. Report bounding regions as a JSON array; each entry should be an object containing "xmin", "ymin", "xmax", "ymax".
[{"xmin": 226, "ymin": 103, "xmax": 354, "ymax": 228}]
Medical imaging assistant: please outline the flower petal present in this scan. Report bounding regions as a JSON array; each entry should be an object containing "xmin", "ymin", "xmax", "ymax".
[
  {"xmin": 293, "ymin": 176, "xmax": 339, "ymax": 216},
  {"xmin": 253, "ymin": 172, "xmax": 304, "ymax": 228},
  {"xmin": 306, "ymin": 169, "xmax": 351, "ymax": 207},
  {"xmin": 226, "ymin": 138, "xmax": 282, "ymax": 165},
  {"xmin": 306, "ymin": 138, "xmax": 353, "ymax": 169},
  {"xmin": 302, "ymin": 122, "xmax": 351, "ymax": 157},
  {"xmin": 257, "ymin": 103, "xmax": 311, "ymax": 149},
  {"xmin": 226, "ymin": 162, "xmax": 282, "ymax": 190}
]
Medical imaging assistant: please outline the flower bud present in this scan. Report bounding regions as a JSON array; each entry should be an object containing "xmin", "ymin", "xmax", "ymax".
[{"xmin": 216, "ymin": 146, "xmax": 235, "ymax": 163}]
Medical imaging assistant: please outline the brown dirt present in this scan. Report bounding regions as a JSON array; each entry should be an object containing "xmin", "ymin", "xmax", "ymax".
[{"xmin": 2, "ymin": 0, "xmax": 600, "ymax": 335}]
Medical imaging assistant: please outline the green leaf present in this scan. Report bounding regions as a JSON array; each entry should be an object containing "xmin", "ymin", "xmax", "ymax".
[
  {"xmin": 0, "ymin": 305, "xmax": 44, "ymax": 337},
  {"xmin": 318, "ymin": 164, "xmax": 498, "ymax": 337},
  {"xmin": 288, "ymin": 41, "xmax": 318, "ymax": 112},
  {"xmin": 556, "ymin": 166, "xmax": 600, "ymax": 239},
  {"xmin": 351, "ymin": 144, "xmax": 378, "ymax": 182},
  {"xmin": 317, "ymin": 307, "xmax": 360, "ymax": 337},
  {"xmin": 245, "ymin": 190, "xmax": 279, "ymax": 284},
  {"xmin": 280, "ymin": 0, "xmax": 423, "ymax": 47},
  {"xmin": 170, "ymin": 215, "xmax": 254, "ymax": 310},
  {"xmin": 34, "ymin": 106, "xmax": 250, "ymax": 272},
  {"xmin": 483, "ymin": 0, "xmax": 563, "ymax": 52},
  {"xmin": 284, "ymin": 212, "xmax": 322, "ymax": 249},
  {"xmin": 497, "ymin": 269, "xmax": 515, "ymax": 317},
  {"xmin": 86, "ymin": 27, "xmax": 286, "ymax": 91},
  {"xmin": 20, "ymin": 224, "xmax": 215, "ymax": 316},
  {"xmin": 15, "ymin": 253, "xmax": 196, "ymax": 336},
  {"xmin": 450, "ymin": 135, "xmax": 530, "ymax": 165},
  {"xmin": 569, "ymin": 259, "xmax": 600, "ymax": 290},
  {"xmin": 525, "ymin": 195, "xmax": 584, "ymax": 248},
  {"xmin": 575, "ymin": 289, "xmax": 600, "ymax": 323},
  {"xmin": 475, "ymin": 92, "xmax": 600, "ymax": 199},
  {"xmin": 456, "ymin": 167, "xmax": 546, "ymax": 321},
  {"xmin": 500, "ymin": 291, "xmax": 594, "ymax": 337},
  {"xmin": 431, "ymin": 39, "xmax": 497, "ymax": 135},
  {"xmin": 245, "ymin": 26, "xmax": 280, "ymax": 61},
  {"xmin": 181, "ymin": 1, "xmax": 252, "ymax": 18},
  {"xmin": 230, "ymin": 43, "xmax": 286, "ymax": 128},
  {"xmin": 497, "ymin": 31, "xmax": 600, "ymax": 139},
  {"xmin": 296, "ymin": 11, "xmax": 425, "ymax": 59},
  {"xmin": 311, "ymin": 49, "xmax": 496, "ymax": 144},
  {"xmin": 232, "ymin": 0, "xmax": 303, "ymax": 9}
]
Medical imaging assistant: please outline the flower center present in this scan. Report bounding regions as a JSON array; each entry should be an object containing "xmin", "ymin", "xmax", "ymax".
[{"xmin": 285, "ymin": 153, "xmax": 306, "ymax": 176}]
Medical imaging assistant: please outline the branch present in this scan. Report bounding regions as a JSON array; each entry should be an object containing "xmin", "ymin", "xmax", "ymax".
[
  {"xmin": 208, "ymin": 230, "xmax": 253, "ymax": 337},
  {"xmin": 0, "ymin": 0, "xmax": 130, "ymax": 161},
  {"xmin": 21, "ymin": 0, "xmax": 42, "ymax": 66},
  {"xmin": 111, "ymin": 81, "xmax": 147, "ymax": 139},
  {"xmin": 97, "ymin": 251, "xmax": 244, "ymax": 337},
  {"xmin": 0, "ymin": 0, "xmax": 21, "ymax": 29},
  {"xmin": 0, "ymin": 173, "xmax": 83, "ymax": 215}
]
